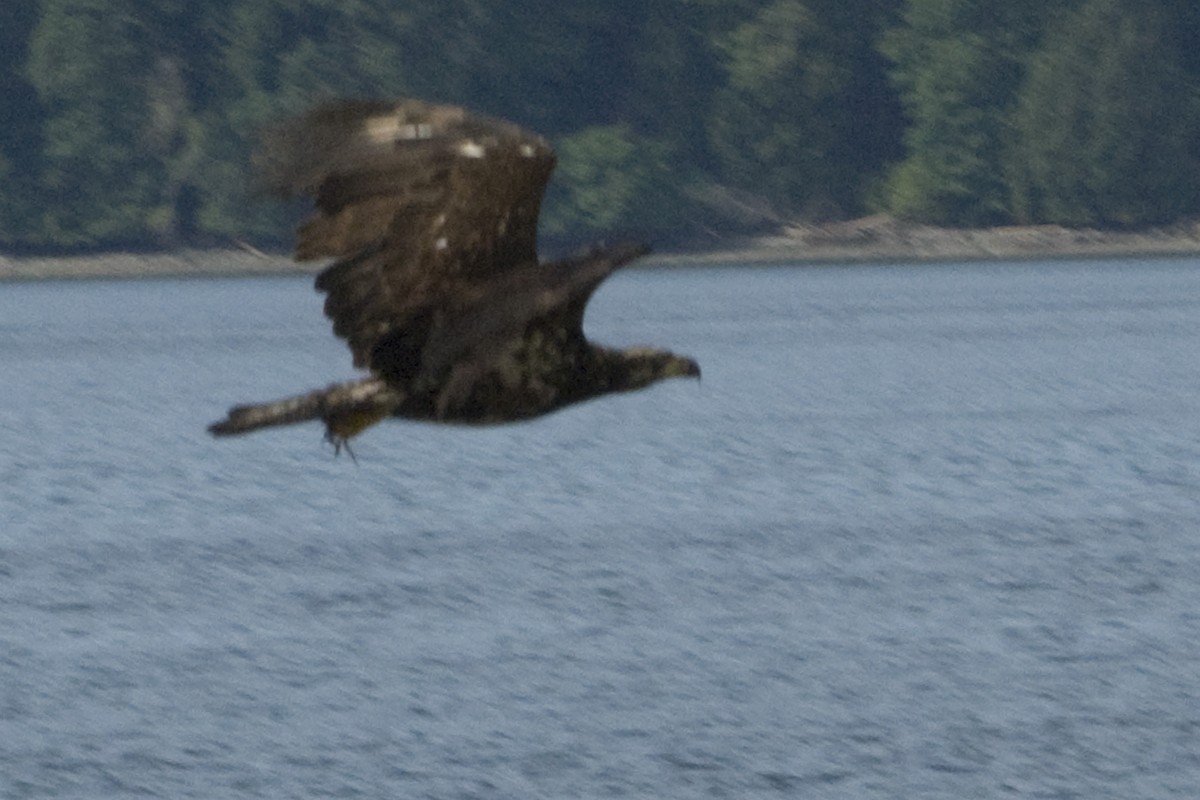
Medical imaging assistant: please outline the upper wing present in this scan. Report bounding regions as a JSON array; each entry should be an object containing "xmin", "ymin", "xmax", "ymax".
[
  {"xmin": 256, "ymin": 98, "xmax": 557, "ymax": 369},
  {"xmin": 413, "ymin": 241, "xmax": 652, "ymax": 383}
]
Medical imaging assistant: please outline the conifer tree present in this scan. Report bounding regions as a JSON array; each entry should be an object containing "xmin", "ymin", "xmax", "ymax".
[
  {"xmin": 878, "ymin": 0, "xmax": 1049, "ymax": 225},
  {"xmin": 1008, "ymin": 0, "xmax": 1200, "ymax": 226}
]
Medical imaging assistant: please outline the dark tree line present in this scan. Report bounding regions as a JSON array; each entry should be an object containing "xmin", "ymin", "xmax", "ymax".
[{"xmin": 2, "ymin": 0, "xmax": 1198, "ymax": 252}]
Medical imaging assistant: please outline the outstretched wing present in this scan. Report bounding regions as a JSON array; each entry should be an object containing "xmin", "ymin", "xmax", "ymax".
[
  {"xmin": 256, "ymin": 98, "xmax": 557, "ymax": 370},
  {"xmin": 413, "ymin": 241, "xmax": 652, "ymax": 384}
]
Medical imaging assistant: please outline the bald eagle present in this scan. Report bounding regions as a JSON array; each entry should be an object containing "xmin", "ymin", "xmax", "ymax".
[{"xmin": 208, "ymin": 99, "xmax": 699, "ymax": 455}]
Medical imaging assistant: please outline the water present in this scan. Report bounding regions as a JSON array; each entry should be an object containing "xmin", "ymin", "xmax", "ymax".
[{"xmin": 2, "ymin": 258, "xmax": 1199, "ymax": 798}]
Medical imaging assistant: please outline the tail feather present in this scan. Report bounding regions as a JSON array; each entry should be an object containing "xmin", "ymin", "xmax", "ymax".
[{"xmin": 208, "ymin": 377, "xmax": 397, "ymax": 437}]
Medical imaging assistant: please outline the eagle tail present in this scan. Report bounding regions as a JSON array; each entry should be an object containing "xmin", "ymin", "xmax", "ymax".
[{"xmin": 208, "ymin": 377, "xmax": 398, "ymax": 441}]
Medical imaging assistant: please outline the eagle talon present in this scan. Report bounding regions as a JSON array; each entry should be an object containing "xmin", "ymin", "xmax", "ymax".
[{"xmin": 324, "ymin": 430, "xmax": 358, "ymax": 464}]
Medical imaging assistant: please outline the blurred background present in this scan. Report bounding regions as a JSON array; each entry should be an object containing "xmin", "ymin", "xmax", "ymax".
[{"xmin": 3, "ymin": 0, "xmax": 1199, "ymax": 253}]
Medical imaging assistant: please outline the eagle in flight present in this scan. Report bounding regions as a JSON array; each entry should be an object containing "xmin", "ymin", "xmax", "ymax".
[{"xmin": 208, "ymin": 99, "xmax": 699, "ymax": 455}]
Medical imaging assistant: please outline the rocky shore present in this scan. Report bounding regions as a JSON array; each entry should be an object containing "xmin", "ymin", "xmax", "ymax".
[
  {"xmin": 0, "ymin": 245, "xmax": 302, "ymax": 282},
  {"xmin": 4, "ymin": 215, "xmax": 1200, "ymax": 281},
  {"xmin": 661, "ymin": 214, "xmax": 1200, "ymax": 265}
]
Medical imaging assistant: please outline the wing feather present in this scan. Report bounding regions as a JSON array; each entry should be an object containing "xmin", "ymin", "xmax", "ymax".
[
  {"xmin": 257, "ymin": 98, "xmax": 556, "ymax": 370},
  {"xmin": 414, "ymin": 242, "xmax": 652, "ymax": 382}
]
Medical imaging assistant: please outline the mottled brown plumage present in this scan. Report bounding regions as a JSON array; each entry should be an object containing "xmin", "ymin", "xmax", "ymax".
[{"xmin": 209, "ymin": 99, "xmax": 699, "ymax": 454}]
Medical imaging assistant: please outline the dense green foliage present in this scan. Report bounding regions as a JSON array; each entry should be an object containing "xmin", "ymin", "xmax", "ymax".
[
  {"xmin": 1, "ymin": 0, "xmax": 1198, "ymax": 250},
  {"xmin": 878, "ymin": 0, "xmax": 1049, "ymax": 225},
  {"xmin": 1007, "ymin": 0, "xmax": 1200, "ymax": 226}
]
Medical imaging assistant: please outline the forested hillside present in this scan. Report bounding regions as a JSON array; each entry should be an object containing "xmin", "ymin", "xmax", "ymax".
[{"xmin": 2, "ymin": 0, "xmax": 1198, "ymax": 252}]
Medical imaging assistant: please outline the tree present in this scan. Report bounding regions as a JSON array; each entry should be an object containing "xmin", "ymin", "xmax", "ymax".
[
  {"xmin": 0, "ymin": 0, "xmax": 44, "ymax": 245},
  {"xmin": 25, "ymin": 0, "xmax": 236, "ymax": 247},
  {"xmin": 203, "ymin": 0, "xmax": 418, "ymax": 244},
  {"xmin": 1008, "ymin": 0, "xmax": 1200, "ymax": 226},
  {"xmin": 539, "ymin": 124, "xmax": 679, "ymax": 243},
  {"xmin": 708, "ymin": 0, "xmax": 903, "ymax": 220},
  {"xmin": 26, "ymin": 0, "xmax": 158, "ymax": 245},
  {"xmin": 878, "ymin": 0, "xmax": 1051, "ymax": 225}
]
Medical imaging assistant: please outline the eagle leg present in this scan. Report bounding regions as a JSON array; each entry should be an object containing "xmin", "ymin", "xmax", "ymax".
[{"xmin": 324, "ymin": 429, "xmax": 359, "ymax": 464}]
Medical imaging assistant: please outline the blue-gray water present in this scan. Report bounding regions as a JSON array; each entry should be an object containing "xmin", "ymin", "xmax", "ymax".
[{"xmin": 3, "ymin": 258, "xmax": 1199, "ymax": 798}]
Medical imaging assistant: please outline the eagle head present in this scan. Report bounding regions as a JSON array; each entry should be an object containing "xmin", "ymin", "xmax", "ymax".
[{"xmin": 607, "ymin": 347, "xmax": 701, "ymax": 392}]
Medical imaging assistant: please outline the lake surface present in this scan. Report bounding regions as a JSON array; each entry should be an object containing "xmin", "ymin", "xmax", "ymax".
[{"xmin": 2, "ymin": 258, "xmax": 1199, "ymax": 798}]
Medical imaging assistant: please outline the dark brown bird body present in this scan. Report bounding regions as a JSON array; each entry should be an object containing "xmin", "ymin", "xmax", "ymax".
[{"xmin": 209, "ymin": 99, "xmax": 698, "ymax": 453}]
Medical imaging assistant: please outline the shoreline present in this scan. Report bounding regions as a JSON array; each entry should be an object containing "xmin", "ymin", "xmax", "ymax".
[
  {"xmin": 4, "ymin": 215, "xmax": 1200, "ymax": 281},
  {"xmin": 657, "ymin": 214, "xmax": 1200, "ymax": 266}
]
